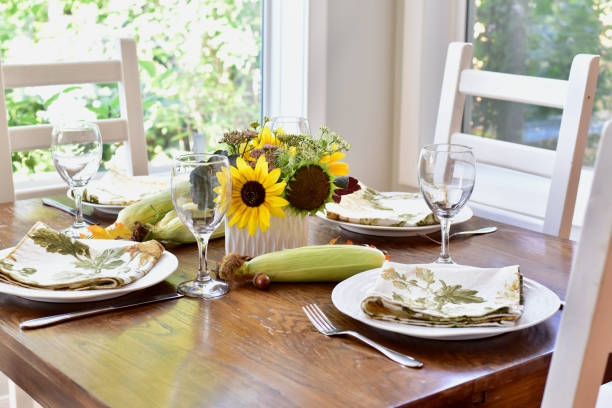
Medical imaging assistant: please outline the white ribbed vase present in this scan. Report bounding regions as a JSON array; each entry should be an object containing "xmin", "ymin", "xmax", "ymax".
[{"xmin": 224, "ymin": 212, "xmax": 308, "ymax": 257}]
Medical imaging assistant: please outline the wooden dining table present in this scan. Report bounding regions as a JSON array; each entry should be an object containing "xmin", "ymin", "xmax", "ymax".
[{"xmin": 0, "ymin": 196, "xmax": 607, "ymax": 407}]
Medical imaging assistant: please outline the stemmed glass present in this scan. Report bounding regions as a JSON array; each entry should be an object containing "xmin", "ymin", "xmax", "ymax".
[
  {"xmin": 171, "ymin": 153, "xmax": 231, "ymax": 299},
  {"xmin": 269, "ymin": 116, "xmax": 311, "ymax": 135},
  {"xmin": 418, "ymin": 144, "xmax": 475, "ymax": 264},
  {"xmin": 51, "ymin": 121, "xmax": 102, "ymax": 239}
]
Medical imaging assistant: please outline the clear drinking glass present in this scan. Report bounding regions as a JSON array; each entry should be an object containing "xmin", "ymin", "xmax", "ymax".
[
  {"xmin": 51, "ymin": 121, "xmax": 102, "ymax": 238},
  {"xmin": 418, "ymin": 144, "xmax": 476, "ymax": 264},
  {"xmin": 269, "ymin": 116, "xmax": 311, "ymax": 136},
  {"xmin": 171, "ymin": 153, "xmax": 231, "ymax": 299}
]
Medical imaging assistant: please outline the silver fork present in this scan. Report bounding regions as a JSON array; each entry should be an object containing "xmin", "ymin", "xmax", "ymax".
[
  {"xmin": 420, "ymin": 226, "xmax": 498, "ymax": 245},
  {"xmin": 302, "ymin": 304, "xmax": 423, "ymax": 368}
]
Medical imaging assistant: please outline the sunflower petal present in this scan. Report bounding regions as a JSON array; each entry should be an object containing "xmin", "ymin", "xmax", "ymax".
[
  {"xmin": 266, "ymin": 195, "xmax": 289, "ymax": 207},
  {"xmin": 258, "ymin": 205, "xmax": 270, "ymax": 228},
  {"xmin": 268, "ymin": 204, "xmax": 286, "ymax": 218},
  {"xmin": 263, "ymin": 168, "xmax": 282, "ymax": 187},
  {"xmin": 328, "ymin": 162, "xmax": 349, "ymax": 177},
  {"xmin": 254, "ymin": 155, "xmax": 268, "ymax": 183},
  {"xmin": 265, "ymin": 181, "xmax": 286, "ymax": 196},
  {"xmin": 247, "ymin": 211, "xmax": 258, "ymax": 236}
]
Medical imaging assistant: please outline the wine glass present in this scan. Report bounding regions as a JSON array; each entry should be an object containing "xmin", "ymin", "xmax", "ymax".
[
  {"xmin": 418, "ymin": 144, "xmax": 475, "ymax": 264},
  {"xmin": 269, "ymin": 116, "xmax": 311, "ymax": 136},
  {"xmin": 51, "ymin": 121, "xmax": 102, "ymax": 239},
  {"xmin": 171, "ymin": 153, "xmax": 231, "ymax": 299}
]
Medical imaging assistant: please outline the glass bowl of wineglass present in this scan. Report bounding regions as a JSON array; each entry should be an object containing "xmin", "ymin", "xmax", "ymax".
[
  {"xmin": 51, "ymin": 121, "xmax": 102, "ymax": 238},
  {"xmin": 418, "ymin": 144, "xmax": 475, "ymax": 264},
  {"xmin": 171, "ymin": 153, "xmax": 232, "ymax": 299},
  {"xmin": 269, "ymin": 116, "xmax": 311, "ymax": 136}
]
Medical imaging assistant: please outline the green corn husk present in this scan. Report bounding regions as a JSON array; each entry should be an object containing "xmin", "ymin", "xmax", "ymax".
[
  {"xmin": 115, "ymin": 189, "xmax": 224, "ymax": 246},
  {"xmin": 140, "ymin": 210, "xmax": 224, "ymax": 246},
  {"xmin": 116, "ymin": 189, "xmax": 175, "ymax": 230},
  {"xmin": 217, "ymin": 245, "xmax": 385, "ymax": 284}
]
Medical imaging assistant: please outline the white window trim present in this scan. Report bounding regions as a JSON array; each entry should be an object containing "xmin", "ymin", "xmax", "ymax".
[{"xmin": 262, "ymin": 0, "xmax": 309, "ymax": 119}]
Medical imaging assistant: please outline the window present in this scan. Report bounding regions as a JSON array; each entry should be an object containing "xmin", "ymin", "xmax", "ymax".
[
  {"xmin": 465, "ymin": 0, "xmax": 612, "ymax": 234},
  {"xmin": 466, "ymin": 0, "xmax": 611, "ymax": 164},
  {"xmin": 1, "ymin": 0, "xmax": 262, "ymax": 181}
]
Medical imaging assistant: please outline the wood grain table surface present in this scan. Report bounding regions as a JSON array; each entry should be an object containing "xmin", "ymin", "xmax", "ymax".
[{"xmin": 0, "ymin": 197, "xmax": 579, "ymax": 407}]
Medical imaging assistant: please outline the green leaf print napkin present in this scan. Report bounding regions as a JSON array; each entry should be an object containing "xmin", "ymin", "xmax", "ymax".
[
  {"xmin": 325, "ymin": 185, "xmax": 436, "ymax": 227},
  {"xmin": 361, "ymin": 262, "xmax": 523, "ymax": 327},
  {"xmin": 0, "ymin": 222, "xmax": 164, "ymax": 290}
]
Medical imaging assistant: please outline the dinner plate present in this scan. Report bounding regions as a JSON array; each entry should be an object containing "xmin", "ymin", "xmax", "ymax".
[
  {"xmin": 0, "ymin": 240, "xmax": 178, "ymax": 303},
  {"xmin": 67, "ymin": 191, "xmax": 125, "ymax": 215},
  {"xmin": 331, "ymin": 267, "xmax": 561, "ymax": 340},
  {"xmin": 317, "ymin": 206, "xmax": 473, "ymax": 237}
]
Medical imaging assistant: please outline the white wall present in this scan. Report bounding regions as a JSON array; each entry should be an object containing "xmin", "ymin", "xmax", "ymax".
[
  {"xmin": 309, "ymin": 0, "xmax": 465, "ymax": 191},
  {"xmin": 316, "ymin": 0, "xmax": 397, "ymax": 190}
]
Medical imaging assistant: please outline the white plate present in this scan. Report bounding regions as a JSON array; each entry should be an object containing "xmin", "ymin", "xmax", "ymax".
[
  {"xmin": 332, "ymin": 268, "xmax": 561, "ymax": 340},
  {"xmin": 67, "ymin": 191, "xmax": 125, "ymax": 215},
  {"xmin": 0, "ymin": 240, "xmax": 178, "ymax": 303},
  {"xmin": 317, "ymin": 206, "xmax": 473, "ymax": 237}
]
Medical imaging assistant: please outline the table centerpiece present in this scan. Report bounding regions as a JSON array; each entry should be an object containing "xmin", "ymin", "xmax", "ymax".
[{"xmin": 217, "ymin": 118, "xmax": 358, "ymax": 256}]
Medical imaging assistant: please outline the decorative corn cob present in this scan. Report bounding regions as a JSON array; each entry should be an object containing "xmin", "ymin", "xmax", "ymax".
[
  {"xmin": 217, "ymin": 245, "xmax": 385, "ymax": 284},
  {"xmin": 113, "ymin": 189, "xmax": 224, "ymax": 245},
  {"xmin": 116, "ymin": 189, "xmax": 175, "ymax": 230}
]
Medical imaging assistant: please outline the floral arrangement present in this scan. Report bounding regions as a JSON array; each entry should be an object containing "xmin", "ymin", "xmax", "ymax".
[{"xmin": 216, "ymin": 118, "xmax": 360, "ymax": 236}]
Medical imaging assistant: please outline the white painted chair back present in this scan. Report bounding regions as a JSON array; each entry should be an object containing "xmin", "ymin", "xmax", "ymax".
[
  {"xmin": 434, "ymin": 42, "xmax": 599, "ymax": 238},
  {"xmin": 0, "ymin": 37, "xmax": 149, "ymax": 203},
  {"xmin": 541, "ymin": 119, "xmax": 612, "ymax": 407}
]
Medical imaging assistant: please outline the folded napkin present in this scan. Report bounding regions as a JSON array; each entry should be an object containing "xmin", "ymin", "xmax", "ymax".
[
  {"xmin": 361, "ymin": 263, "xmax": 523, "ymax": 327},
  {"xmin": 0, "ymin": 222, "xmax": 164, "ymax": 290},
  {"xmin": 81, "ymin": 170, "xmax": 168, "ymax": 205},
  {"xmin": 325, "ymin": 185, "xmax": 436, "ymax": 227}
]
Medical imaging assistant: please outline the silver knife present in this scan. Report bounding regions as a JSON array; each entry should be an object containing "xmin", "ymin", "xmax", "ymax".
[
  {"xmin": 20, "ymin": 293, "xmax": 184, "ymax": 330},
  {"xmin": 42, "ymin": 198, "xmax": 100, "ymax": 225}
]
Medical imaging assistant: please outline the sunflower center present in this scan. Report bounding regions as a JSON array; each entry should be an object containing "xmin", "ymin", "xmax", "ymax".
[
  {"xmin": 241, "ymin": 181, "xmax": 266, "ymax": 207},
  {"xmin": 285, "ymin": 164, "xmax": 331, "ymax": 211}
]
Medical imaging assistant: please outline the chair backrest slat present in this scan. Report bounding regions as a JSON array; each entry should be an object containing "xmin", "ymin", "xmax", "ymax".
[
  {"xmin": 2, "ymin": 60, "xmax": 122, "ymax": 89},
  {"xmin": 434, "ymin": 42, "xmax": 599, "ymax": 238},
  {"xmin": 542, "ymin": 120, "xmax": 612, "ymax": 408},
  {"xmin": 9, "ymin": 119, "xmax": 128, "ymax": 151},
  {"xmin": 459, "ymin": 69, "xmax": 567, "ymax": 109},
  {"xmin": 452, "ymin": 132, "xmax": 556, "ymax": 178}
]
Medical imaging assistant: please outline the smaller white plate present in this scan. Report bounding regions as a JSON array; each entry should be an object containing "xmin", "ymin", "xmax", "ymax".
[
  {"xmin": 67, "ymin": 191, "xmax": 125, "ymax": 215},
  {"xmin": 317, "ymin": 206, "xmax": 473, "ymax": 237},
  {"xmin": 332, "ymin": 267, "xmax": 561, "ymax": 340},
  {"xmin": 0, "ymin": 240, "xmax": 178, "ymax": 303}
]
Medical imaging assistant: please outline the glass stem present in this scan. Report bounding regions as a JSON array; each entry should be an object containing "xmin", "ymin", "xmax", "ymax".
[
  {"xmin": 438, "ymin": 216, "xmax": 452, "ymax": 263},
  {"xmin": 195, "ymin": 233, "xmax": 213, "ymax": 282},
  {"xmin": 72, "ymin": 186, "xmax": 85, "ymax": 227}
]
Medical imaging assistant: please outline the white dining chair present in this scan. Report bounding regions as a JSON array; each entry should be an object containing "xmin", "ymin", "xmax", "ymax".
[
  {"xmin": 541, "ymin": 119, "xmax": 612, "ymax": 408},
  {"xmin": 0, "ymin": 37, "xmax": 149, "ymax": 203},
  {"xmin": 434, "ymin": 42, "xmax": 599, "ymax": 239}
]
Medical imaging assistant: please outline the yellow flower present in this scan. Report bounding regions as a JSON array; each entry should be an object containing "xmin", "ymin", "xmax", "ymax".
[
  {"xmin": 288, "ymin": 146, "xmax": 297, "ymax": 157},
  {"xmin": 85, "ymin": 222, "xmax": 133, "ymax": 240},
  {"xmin": 253, "ymin": 126, "xmax": 283, "ymax": 150},
  {"xmin": 319, "ymin": 152, "xmax": 349, "ymax": 177},
  {"xmin": 227, "ymin": 155, "xmax": 289, "ymax": 236},
  {"xmin": 214, "ymin": 167, "xmax": 231, "ymax": 213}
]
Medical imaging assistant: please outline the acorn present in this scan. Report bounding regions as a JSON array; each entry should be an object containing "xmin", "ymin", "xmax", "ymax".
[{"xmin": 252, "ymin": 272, "xmax": 271, "ymax": 290}]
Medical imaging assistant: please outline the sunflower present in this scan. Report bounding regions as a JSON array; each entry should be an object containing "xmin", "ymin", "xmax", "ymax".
[
  {"xmin": 214, "ymin": 167, "xmax": 231, "ymax": 213},
  {"xmin": 319, "ymin": 152, "xmax": 349, "ymax": 177},
  {"xmin": 227, "ymin": 155, "xmax": 289, "ymax": 236},
  {"xmin": 253, "ymin": 126, "xmax": 284, "ymax": 150},
  {"xmin": 284, "ymin": 162, "xmax": 334, "ymax": 215}
]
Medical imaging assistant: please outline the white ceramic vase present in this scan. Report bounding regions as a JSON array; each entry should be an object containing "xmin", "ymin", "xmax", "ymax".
[{"xmin": 224, "ymin": 212, "xmax": 308, "ymax": 257}]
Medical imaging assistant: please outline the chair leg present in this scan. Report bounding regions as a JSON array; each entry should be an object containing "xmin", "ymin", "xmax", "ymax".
[{"xmin": 8, "ymin": 380, "xmax": 38, "ymax": 408}]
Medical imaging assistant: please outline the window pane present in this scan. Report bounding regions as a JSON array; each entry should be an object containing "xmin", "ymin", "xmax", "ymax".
[
  {"xmin": 467, "ymin": 0, "xmax": 612, "ymax": 167},
  {"xmin": 1, "ymin": 0, "xmax": 262, "ymax": 174}
]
